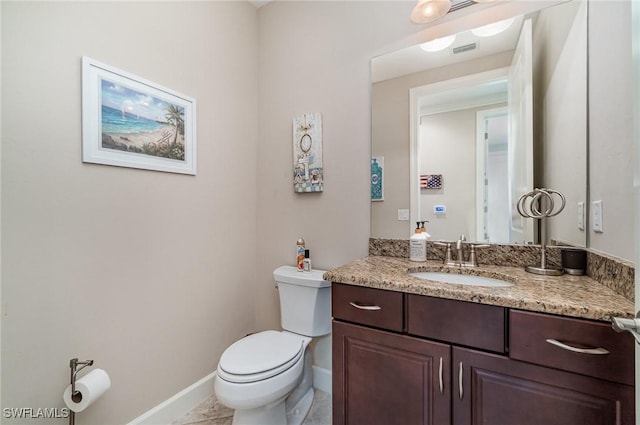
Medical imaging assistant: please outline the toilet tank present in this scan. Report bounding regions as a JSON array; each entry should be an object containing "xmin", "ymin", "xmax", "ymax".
[{"xmin": 273, "ymin": 266, "xmax": 332, "ymax": 337}]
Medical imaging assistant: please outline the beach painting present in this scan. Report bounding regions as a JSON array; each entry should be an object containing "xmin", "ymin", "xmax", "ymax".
[{"xmin": 82, "ymin": 57, "xmax": 196, "ymax": 175}]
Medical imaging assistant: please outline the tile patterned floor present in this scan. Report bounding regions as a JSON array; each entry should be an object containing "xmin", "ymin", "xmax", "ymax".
[{"xmin": 171, "ymin": 390, "xmax": 331, "ymax": 425}]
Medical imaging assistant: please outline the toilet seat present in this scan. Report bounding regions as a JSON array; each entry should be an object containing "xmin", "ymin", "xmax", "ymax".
[{"xmin": 218, "ymin": 331, "xmax": 305, "ymax": 384}]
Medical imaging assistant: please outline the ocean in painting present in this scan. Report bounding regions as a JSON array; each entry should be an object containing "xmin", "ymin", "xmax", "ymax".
[
  {"xmin": 101, "ymin": 105, "xmax": 166, "ymax": 134},
  {"xmin": 100, "ymin": 104, "xmax": 185, "ymax": 161}
]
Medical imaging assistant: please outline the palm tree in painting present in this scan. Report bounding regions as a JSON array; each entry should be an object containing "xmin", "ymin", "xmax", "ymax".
[{"xmin": 164, "ymin": 104, "xmax": 184, "ymax": 144}]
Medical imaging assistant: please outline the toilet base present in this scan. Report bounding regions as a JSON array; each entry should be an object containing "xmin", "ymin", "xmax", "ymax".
[
  {"xmin": 286, "ymin": 387, "xmax": 314, "ymax": 425},
  {"xmin": 231, "ymin": 396, "xmax": 287, "ymax": 425},
  {"xmin": 230, "ymin": 386, "xmax": 314, "ymax": 425},
  {"xmin": 285, "ymin": 348, "xmax": 314, "ymax": 425},
  {"xmin": 229, "ymin": 347, "xmax": 315, "ymax": 425}
]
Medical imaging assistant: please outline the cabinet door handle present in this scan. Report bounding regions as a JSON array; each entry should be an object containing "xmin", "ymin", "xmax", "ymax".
[
  {"xmin": 438, "ymin": 357, "xmax": 444, "ymax": 394},
  {"xmin": 458, "ymin": 361, "xmax": 463, "ymax": 400},
  {"xmin": 349, "ymin": 302, "xmax": 381, "ymax": 311},
  {"xmin": 545, "ymin": 338, "xmax": 610, "ymax": 355}
]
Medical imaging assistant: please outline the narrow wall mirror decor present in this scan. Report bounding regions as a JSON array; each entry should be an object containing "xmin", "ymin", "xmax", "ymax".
[{"xmin": 293, "ymin": 112, "xmax": 324, "ymax": 193}]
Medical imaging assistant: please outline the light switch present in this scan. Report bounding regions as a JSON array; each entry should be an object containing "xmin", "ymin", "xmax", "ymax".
[
  {"xmin": 592, "ymin": 200, "xmax": 603, "ymax": 233},
  {"xmin": 397, "ymin": 209, "xmax": 410, "ymax": 221},
  {"xmin": 577, "ymin": 202, "xmax": 584, "ymax": 230}
]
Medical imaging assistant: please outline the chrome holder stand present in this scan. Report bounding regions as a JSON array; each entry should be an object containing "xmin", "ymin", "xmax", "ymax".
[
  {"xmin": 69, "ymin": 358, "xmax": 94, "ymax": 425},
  {"xmin": 612, "ymin": 315, "xmax": 640, "ymax": 345},
  {"xmin": 517, "ymin": 189, "xmax": 566, "ymax": 276}
]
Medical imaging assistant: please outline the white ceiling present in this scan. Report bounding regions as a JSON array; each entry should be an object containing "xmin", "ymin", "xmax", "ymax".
[{"xmin": 371, "ymin": 14, "xmax": 524, "ymax": 83}]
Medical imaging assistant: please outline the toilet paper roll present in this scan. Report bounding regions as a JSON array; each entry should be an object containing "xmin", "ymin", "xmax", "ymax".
[{"xmin": 63, "ymin": 369, "xmax": 111, "ymax": 413}]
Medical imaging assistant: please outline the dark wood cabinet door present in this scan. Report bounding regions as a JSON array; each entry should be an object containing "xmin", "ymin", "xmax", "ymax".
[
  {"xmin": 509, "ymin": 309, "xmax": 635, "ymax": 385},
  {"xmin": 453, "ymin": 347, "xmax": 635, "ymax": 425},
  {"xmin": 332, "ymin": 283, "xmax": 404, "ymax": 332},
  {"xmin": 407, "ymin": 294, "xmax": 506, "ymax": 353},
  {"xmin": 333, "ymin": 320, "xmax": 451, "ymax": 425}
]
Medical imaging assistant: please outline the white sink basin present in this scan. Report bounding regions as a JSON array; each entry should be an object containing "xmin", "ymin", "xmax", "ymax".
[{"xmin": 410, "ymin": 271, "xmax": 513, "ymax": 287}]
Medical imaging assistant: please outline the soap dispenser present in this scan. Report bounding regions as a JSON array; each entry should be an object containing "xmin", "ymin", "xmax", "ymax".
[
  {"xmin": 421, "ymin": 221, "xmax": 431, "ymax": 258},
  {"xmin": 410, "ymin": 222, "xmax": 427, "ymax": 262}
]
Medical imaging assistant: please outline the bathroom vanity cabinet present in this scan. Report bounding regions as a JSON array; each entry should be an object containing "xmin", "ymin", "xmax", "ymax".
[{"xmin": 332, "ymin": 282, "xmax": 635, "ymax": 425}]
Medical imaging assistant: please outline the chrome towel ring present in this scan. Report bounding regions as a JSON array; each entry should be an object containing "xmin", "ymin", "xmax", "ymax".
[
  {"xmin": 516, "ymin": 188, "xmax": 566, "ymax": 276},
  {"xmin": 517, "ymin": 188, "xmax": 566, "ymax": 219}
]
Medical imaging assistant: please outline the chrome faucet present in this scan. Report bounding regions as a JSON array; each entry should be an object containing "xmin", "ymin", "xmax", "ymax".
[
  {"xmin": 455, "ymin": 234, "xmax": 467, "ymax": 266},
  {"xmin": 434, "ymin": 235, "xmax": 489, "ymax": 267}
]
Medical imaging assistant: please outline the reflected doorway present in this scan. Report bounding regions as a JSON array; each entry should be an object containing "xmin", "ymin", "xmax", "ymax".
[{"xmin": 476, "ymin": 107, "xmax": 509, "ymax": 243}]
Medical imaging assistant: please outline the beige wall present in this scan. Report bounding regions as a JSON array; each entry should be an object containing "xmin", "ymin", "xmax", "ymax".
[
  {"xmin": 534, "ymin": 0, "xmax": 588, "ymax": 248},
  {"xmin": 419, "ymin": 107, "xmax": 484, "ymax": 241},
  {"xmin": 416, "ymin": 105, "xmax": 508, "ymax": 242},
  {"xmin": 1, "ymin": 2, "xmax": 257, "ymax": 423},
  {"xmin": 254, "ymin": 1, "xmax": 425, "ymax": 332},
  {"xmin": 589, "ymin": 0, "xmax": 634, "ymax": 261}
]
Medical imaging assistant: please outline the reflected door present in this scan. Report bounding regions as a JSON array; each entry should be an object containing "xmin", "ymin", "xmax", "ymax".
[{"xmin": 476, "ymin": 108, "xmax": 509, "ymax": 243}]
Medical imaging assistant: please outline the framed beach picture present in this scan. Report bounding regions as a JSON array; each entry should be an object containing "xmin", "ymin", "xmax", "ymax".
[{"xmin": 82, "ymin": 57, "xmax": 196, "ymax": 175}]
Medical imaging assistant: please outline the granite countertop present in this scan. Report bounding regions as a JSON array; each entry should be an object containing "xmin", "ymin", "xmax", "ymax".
[{"xmin": 324, "ymin": 256, "xmax": 635, "ymax": 322}]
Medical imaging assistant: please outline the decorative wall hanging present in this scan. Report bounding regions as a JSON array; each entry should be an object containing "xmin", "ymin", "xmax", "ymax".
[
  {"xmin": 293, "ymin": 113, "xmax": 323, "ymax": 192},
  {"xmin": 371, "ymin": 157, "xmax": 384, "ymax": 201},
  {"xmin": 82, "ymin": 57, "xmax": 197, "ymax": 175},
  {"xmin": 421, "ymin": 174, "xmax": 443, "ymax": 189}
]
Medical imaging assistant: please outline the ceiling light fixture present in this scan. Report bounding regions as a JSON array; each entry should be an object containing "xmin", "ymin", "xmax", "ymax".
[
  {"xmin": 420, "ymin": 34, "xmax": 457, "ymax": 52},
  {"xmin": 410, "ymin": 0, "xmax": 452, "ymax": 24},
  {"xmin": 471, "ymin": 17, "xmax": 515, "ymax": 37}
]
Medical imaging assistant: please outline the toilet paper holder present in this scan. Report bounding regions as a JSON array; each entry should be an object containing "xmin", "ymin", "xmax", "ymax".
[{"xmin": 68, "ymin": 358, "xmax": 94, "ymax": 425}]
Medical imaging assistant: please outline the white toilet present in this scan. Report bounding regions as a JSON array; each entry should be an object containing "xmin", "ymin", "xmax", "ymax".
[{"xmin": 214, "ymin": 266, "xmax": 331, "ymax": 425}]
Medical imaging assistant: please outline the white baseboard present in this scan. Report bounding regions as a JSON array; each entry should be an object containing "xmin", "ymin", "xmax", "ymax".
[
  {"xmin": 127, "ymin": 367, "xmax": 329, "ymax": 425},
  {"xmin": 127, "ymin": 371, "xmax": 216, "ymax": 425},
  {"xmin": 312, "ymin": 366, "xmax": 332, "ymax": 395}
]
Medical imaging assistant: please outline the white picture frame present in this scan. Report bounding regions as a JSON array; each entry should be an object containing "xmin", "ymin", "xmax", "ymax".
[{"xmin": 82, "ymin": 56, "xmax": 197, "ymax": 175}]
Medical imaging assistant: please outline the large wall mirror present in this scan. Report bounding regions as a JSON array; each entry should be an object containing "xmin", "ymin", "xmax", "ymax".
[{"xmin": 371, "ymin": 0, "xmax": 587, "ymax": 247}]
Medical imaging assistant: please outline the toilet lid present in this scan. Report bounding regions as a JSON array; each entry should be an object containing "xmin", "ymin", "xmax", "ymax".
[{"xmin": 218, "ymin": 331, "xmax": 305, "ymax": 383}]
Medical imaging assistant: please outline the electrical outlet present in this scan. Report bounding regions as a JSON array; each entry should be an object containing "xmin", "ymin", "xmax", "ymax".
[
  {"xmin": 397, "ymin": 209, "xmax": 410, "ymax": 221},
  {"xmin": 592, "ymin": 200, "xmax": 603, "ymax": 233},
  {"xmin": 577, "ymin": 202, "xmax": 584, "ymax": 230}
]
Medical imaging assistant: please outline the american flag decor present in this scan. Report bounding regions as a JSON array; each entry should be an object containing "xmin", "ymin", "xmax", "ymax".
[{"xmin": 420, "ymin": 174, "xmax": 442, "ymax": 189}]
